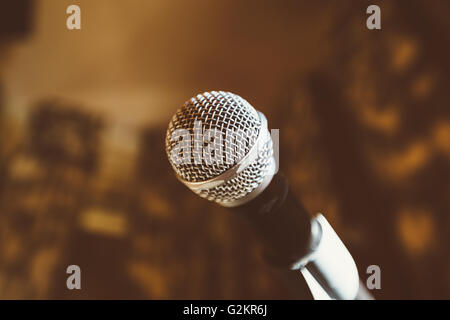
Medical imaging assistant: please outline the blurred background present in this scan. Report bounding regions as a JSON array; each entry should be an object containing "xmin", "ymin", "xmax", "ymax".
[{"xmin": 0, "ymin": 0, "xmax": 449, "ymax": 299}]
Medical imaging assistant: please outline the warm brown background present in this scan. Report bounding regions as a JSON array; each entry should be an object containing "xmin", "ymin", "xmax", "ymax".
[{"xmin": 0, "ymin": 0, "xmax": 449, "ymax": 299}]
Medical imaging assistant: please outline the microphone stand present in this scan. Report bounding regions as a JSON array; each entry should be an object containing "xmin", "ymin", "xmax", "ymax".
[
  {"xmin": 295, "ymin": 214, "xmax": 374, "ymax": 300},
  {"xmin": 238, "ymin": 173, "xmax": 374, "ymax": 300}
]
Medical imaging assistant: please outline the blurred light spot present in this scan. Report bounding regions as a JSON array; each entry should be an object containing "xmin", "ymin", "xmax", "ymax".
[
  {"xmin": 253, "ymin": 269, "xmax": 272, "ymax": 293},
  {"xmin": 2, "ymin": 236, "xmax": 22, "ymax": 263},
  {"xmin": 8, "ymin": 155, "xmax": 43, "ymax": 180},
  {"xmin": 390, "ymin": 37, "xmax": 418, "ymax": 72},
  {"xmin": 79, "ymin": 208, "xmax": 128, "ymax": 237},
  {"xmin": 141, "ymin": 191, "xmax": 172, "ymax": 218},
  {"xmin": 411, "ymin": 74, "xmax": 434, "ymax": 99},
  {"xmin": 208, "ymin": 213, "xmax": 231, "ymax": 244},
  {"xmin": 360, "ymin": 104, "xmax": 400, "ymax": 134},
  {"xmin": 127, "ymin": 261, "xmax": 168, "ymax": 299},
  {"xmin": 397, "ymin": 208, "xmax": 435, "ymax": 257},
  {"xmin": 30, "ymin": 247, "xmax": 59, "ymax": 298},
  {"xmin": 21, "ymin": 191, "xmax": 48, "ymax": 211},
  {"xmin": 432, "ymin": 121, "xmax": 450, "ymax": 157},
  {"xmin": 375, "ymin": 140, "xmax": 430, "ymax": 181}
]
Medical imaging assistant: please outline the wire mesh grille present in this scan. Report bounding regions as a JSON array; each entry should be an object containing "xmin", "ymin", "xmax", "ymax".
[
  {"xmin": 197, "ymin": 137, "xmax": 273, "ymax": 204},
  {"xmin": 166, "ymin": 91, "xmax": 261, "ymax": 182},
  {"xmin": 165, "ymin": 91, "xmax": 274, "ymax": 204}
]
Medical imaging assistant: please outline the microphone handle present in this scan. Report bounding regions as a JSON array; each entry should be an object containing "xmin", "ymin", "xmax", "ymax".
[
  {"xmin": 235, "ymin": 172, "xmax": 314, "ymax": 268},
  {"xmin": 233, "ymin": 172, "xmax": 370, "ymax": 300}
]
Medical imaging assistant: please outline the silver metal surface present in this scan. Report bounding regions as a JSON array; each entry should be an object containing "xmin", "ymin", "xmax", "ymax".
[
  {"xmin": 166, "ymin": 91, "xmax": 275, "ymax": 206},
  {"xmin": 293, "ymin": 214, "xmax": 363, "ymax": 300}
]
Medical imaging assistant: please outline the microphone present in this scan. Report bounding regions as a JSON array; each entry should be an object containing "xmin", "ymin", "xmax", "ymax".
[{"xmin": 165, "ymin": 91, "xmax": 370, "ymax": 300}]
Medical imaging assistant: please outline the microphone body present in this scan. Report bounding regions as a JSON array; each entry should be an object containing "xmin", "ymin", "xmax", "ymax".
[
  {"xmin": 165, "ymin": 91, "xmax": 371, "ymax": 300},
  {"xmin": 234, "ymin": 172, "xmax": 362, "ymax": 300},
  {"xmin": 235, "ymin": 172, "xmax": 312, "ymax": 268}
]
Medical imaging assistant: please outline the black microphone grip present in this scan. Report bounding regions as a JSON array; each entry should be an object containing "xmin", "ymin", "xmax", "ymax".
[{"xmin": 233, "ymin": 172, "xmax": 313, "ymax": 269}]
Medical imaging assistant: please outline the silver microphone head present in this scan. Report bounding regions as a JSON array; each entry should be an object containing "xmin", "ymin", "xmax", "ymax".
[{"xmin": 165, "ymin": 91, "xmax": 275, "ymax": 207}]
